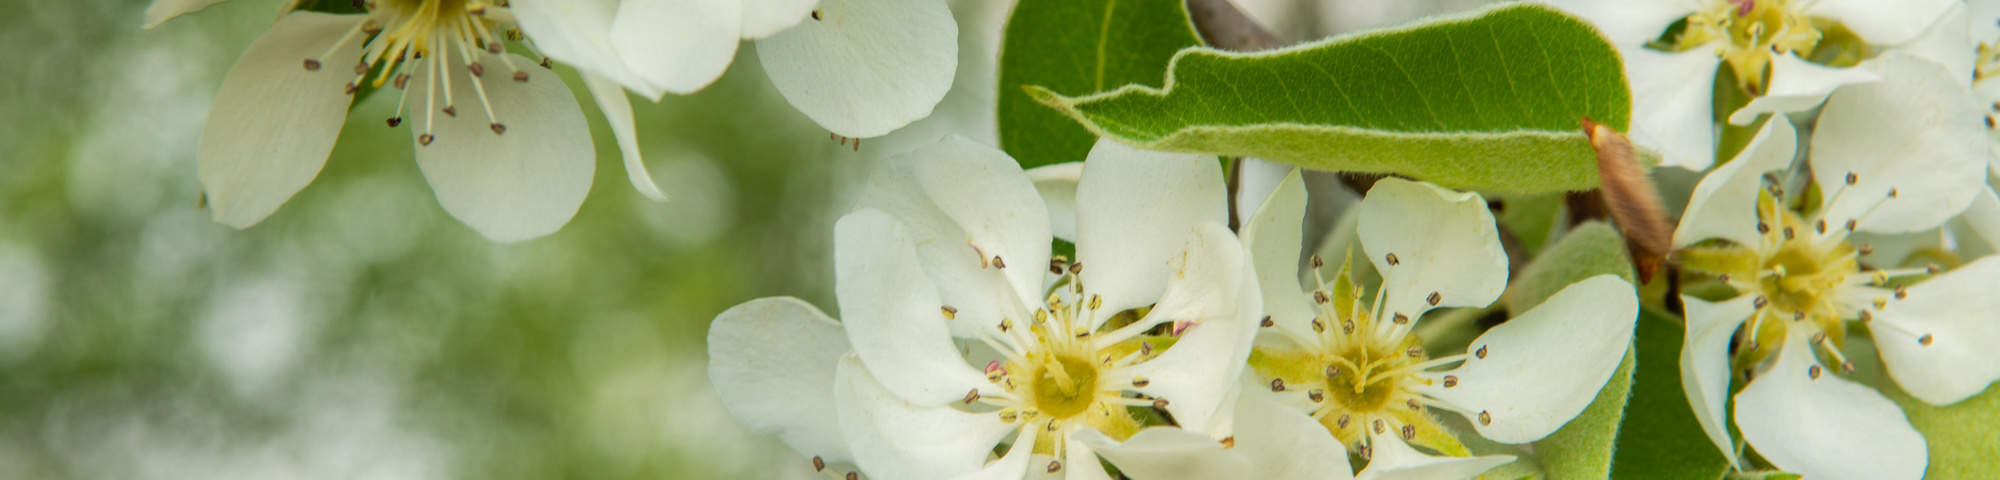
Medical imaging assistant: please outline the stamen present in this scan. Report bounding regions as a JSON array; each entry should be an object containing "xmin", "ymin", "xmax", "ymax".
[
  {"xmin": 1270, "ymin": 378, "xmax": 1286, "ymax": 392},
  {"xmin": 1478, "ymin": 410, "xmax": 1492, "ymax": 425},
  {"xmin": 1442, "ymin": 375, "xmax": 1458, "ymax": 388},
  {"xmin": 940, "ymin": 305, "xmax": 957, "ymax": 320},
  {"xmin": 1385, "ymin": 252, "xmax": 1401, "ymax": 267},
  {"xmin": 1259, "ymin": 316, "xmax": 1274, "ymax": 328},
  {"xmin": 812, "ymin": 456, "xmax": 825, "ymax": 471}
]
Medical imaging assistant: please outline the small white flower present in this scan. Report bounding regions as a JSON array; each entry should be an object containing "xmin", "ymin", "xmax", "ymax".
[
  {"xmin": 149, "ymin": 0, "xmax": 602, "ymax": 241},
  {"xmin": 1230, "ymin": 173, "xmax": 1639, "ymax": 480},
  {"xmin": 512, "ymin": 0, "xmax": 959, "ymax": 139},
  {"xmin": 1673, "ymin": 54, "xmax": 2000, "ymax": 480},
  {"xmin": 1544, "ymin": 0, "xmax": 1958, "ymax": 170}
]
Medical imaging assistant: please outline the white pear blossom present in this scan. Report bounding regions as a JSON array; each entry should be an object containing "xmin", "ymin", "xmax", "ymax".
[
  {"xmin": 1230, "ymin": 173, "xmax": 1639, "ymax": 480},
  {"xmin": 1543, "ymin": 0, "xmax": 1958, "ymax": 170},
  {"xmin": 709, "ymin": 136, "xmax": 1262, "ymax": 480},
  {"xmin": 512, "ymin": 0, "xmax": 958, "ymax": 140},
  {"xmin": 148, "ymin": 0, "xmax": 608, "ymax": 242},
  {"xmin": 1672, "ymin": 54, "xmax": 2000, "ymax": 480}
]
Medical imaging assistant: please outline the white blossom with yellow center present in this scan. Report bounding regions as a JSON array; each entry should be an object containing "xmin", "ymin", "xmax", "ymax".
[
  {"xmin": 708, "ymin": 137, "xmax": 1264, "ymax": 480},
  {"xmin": 1541, "ymin": 0, "xmax": 1957, "ymax": 170},
  {"xmin": 1226, "ymin": 174, "xmax": 1638, "ymax": 480},
  {"xmin": 1672, "ymin": 54, "xmax": 2000, "ymax": 480}
]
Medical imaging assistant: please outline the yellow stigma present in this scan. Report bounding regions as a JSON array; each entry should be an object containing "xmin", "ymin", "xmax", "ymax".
[
  {"xmin": 1030, "ymin": 354, "xmax": 1099, "ymax": 419},
  {"xmin": 1677, "ymin": 0, "xmax": 1822, "ymax": 92},
  {"xmin": 1682, "ymin": 187, "xmax": 1862, "ymax": 370}
]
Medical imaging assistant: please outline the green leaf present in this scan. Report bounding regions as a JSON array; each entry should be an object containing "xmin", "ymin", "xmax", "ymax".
[
  {"xmin": 1496, "ymin": 193, "xmax": 1564, "ymax": 255},
  {"xmin": 1723, "ymin": 472, "xmax": 1801, "ymax": 480},
  {"xmin": 1505, "ymin": 222, "xmax": 1635, "ymax": 316},
  {"xmin": 1027, "ymin": 3, "xmax": 1631, "ymax": 194},
  {"xmin": 1608, "ymin": 308, "xmax": 1733, "ymax": 480},
  {"xmin": 996, "ymin": 0, "xmax": 1204, "ymax": 169},
  {"xmin": 1534, "ymin": 338, "xmax": 1637, "ymax": 480}
]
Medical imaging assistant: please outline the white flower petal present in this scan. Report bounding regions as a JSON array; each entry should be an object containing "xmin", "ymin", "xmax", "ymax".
[
  {"xmin": 851, "ymin": 136, "xmax": 1049, "ymax": 344},
  {"xmin": 1239, "ymin": 169, "xmax": 1320, "ymax": 349},
  {"xmin": 1959, "ymin": 187, "xmax": 2000, "ymax": 254},
  {"xmin": 408, "ymin": 53, "xmax": 595, "ymax": 243},
  {"xmin": 1231, "ymin": 392, "xmax": 1354, "ymax": 480},
  {"xmin": 142, "ymin": 0, "xmax": 237, "ymax": 28},
  {"xmin": 1677, "ymin": 294, "xmax": 1756, "ymax": 469},
  {"xmin": 1073, "ymin": 427, "xmax": 1249, "ymax": 479},
  {"xmin": 1356, "ymin": 178, "xmax": 1507, "ymax": 324},
  {"xmin": 1806, "ymin": 0, "xmax": 1958, "ymax": 45},
  {"xmin": 1532, "ymin": 0, "xmax": 1700, "ymax": 46},
  {"xmin": 834, "ymin": 208, "xmax": 994, "ymax": 406},
  {"xmin": 738, "ymin": 0, "xmax": 820, "ymax": 39},
  {"xmin": 509, "ymin": 0, "xmax": 662, "ymax": 99},
  {"xmin": 1811, "ymin": 53, "xmax": 1992, "ymax": 234},
  {"xmin": 1727, "ymin": 54, "xmax": 1880, "ymax": 126},
  {"xmin": 196, "ymin": 12, "xmax": 364, "ymax": 229},
  {"xmin": 755, "ymin": 0, "xmax": 957, "ymax": 137},
  {"xmin": 1868, "ymin": 256, "xmax": 2000, "ymax": 405},
  {"xmin": 1354, "ymin": 432, "xmax": 1514, "ymax": 480},
  {"xmin": 835, "ymin": 354, "xmax": 1016, "ymax": 480},
  {"xmin": 610, "ymin": 0, "xmax": 740, "ymax": 95},
  {"xmin": 1623, "ymin": 45, "xmax": 1723, "ymax": 170},
  {"xmin": 1673, "ymin": 119, "xmax": 1798, "ymax": 248},
  {"xmin": 946, "ymin": 424, "xmax": 1036, "ymax": 480},
  {"xmin": 1064, "ymin": 440, "xmax": 1115, "ymax": 480},
  {"xmin": 1974, "ymin": 0, "xmax": 2000, "ymax": 49},
  {"xmin": 1734, "ymin": 331, "xmax": 1928, "ymax": 480},
  {"xmin": 1075, "ymin": 139, "xmax": 1227, "ymax": 326},
  {"xmin": 1124, "ymin": 223, "xmax": 1258, "ymax": 435},
  {"xmin": 1024, "ymin": 162, "xmax": 1083, "ymax": 242},
  {"xmin": 579, "ymin": 71, "xmax": 666, "ymax": 202},
  {"xmin": 1890, "ymin": 2, "xmax": 1974, "ymax": 85},
  {"xmin": 707, "ymin": 297, "xmax": 853, "ymax": 462},
  {"xmin": 1415, "ymin": 275, "xmax": 1637, "ymax": 444}
]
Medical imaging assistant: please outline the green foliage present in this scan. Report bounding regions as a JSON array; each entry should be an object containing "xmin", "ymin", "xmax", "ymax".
[
  {"xmin": 1536, "ymin": 344, "xmax": 1637, "ymax": 480},
  {"xmin": 1609, "ymin": 309, "xmax": 1734, "ymax": 479},
  {"xmin": 996, "ymin": 0, "xmax": 1203, "ymax": 168},
  {"xmin": 1497, "ymin": 193, "xmax": 1564, "ymax": 254},
  {"xmin": 1505, "ymin": 222, "xmax": 1635, "ymax": 316},
  {"xmin": 1027, "ymin": 3, "xmax": 1631, "ymax": 194}
]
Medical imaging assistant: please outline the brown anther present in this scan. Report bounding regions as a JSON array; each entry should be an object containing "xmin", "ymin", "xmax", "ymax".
[
  {"xmin": 1783, "ymin": 226, "xmax": 1795, "ymax": 240},
  {"xmin": 344, "ymin": 82, "xmax": 359, "ymax": 95},
  {"xmin": 1401, "ymin": 424, "xmax": 1416, "ymax": 440},
  {"xmin": 940, "ymin": 305, "xmax": 957, "ymax": 320},
  {"xmin": 1310, "ymin": 255, "xmax": 1325, "ymax": 269},
  {"xmin": 1406, "ymin": 346, "xmax": 1424, "ymax": 357},
  {"xmin": 539, "ymin": 57, "xmax": 552, "ymax": 69},
  {"xmin": 1479, "ymin": 411, "xmax": 1492, "ymax": 425},
  {"xmin": 443, "ymin": 106, "xmax": 457, "ymax": 117},
  {"xmin": 1809, "ymin": 365, "xmax": 1823, "ymax": 380},
  {"xmin": 1260, "ymin": 316, "xmax": 1274, "ymax": 328},
  {"xmin": 418, "ymin": 134, "xmax": 435, "ymax": 146},
  {"xmin": 1427, "ymin": 292, "xmax": 1442, "ymax": 306},
  {"xmin": 1894, "ymin": 285, "xmax": 1908, "ymax": 300},
  {"xmin": 1811, "ymin": 332, "xmax": 1827, "ymax": 344},
  {"xmin": 1325, "ymin": 365, "xmax": 1341, "ymax": 379},
  {"xmin": 1308, "ymin": 389, "xmax": 1324, "ymax": 403},
  {"xmin": 1858, "ymin": 244, "xmax": 1874, "ymax": 255},
  {"xmin": 386, "ymin": 117, "xmax": 402, "ymax": 127},
  {"xmin": 1841, "ymin": 361, "xmax": 1856, "ymax": 373},
  {"xmin": 1221, "ymin": 436, "xmax": 1236, "ymax": 449},
  {"xmin": 1874, "ymin": 297, "xmax": 1889, "ymax": 310},
  {"xmin": 1393, "ymin": 313, "xmax": 1410, "ymax": 325},
  {"xmin": 1373, "ymin": 419, "xmax": 1385, "ymax": 434},
  {"xmin": 810, "ymin": 9, "xmax": 823, "ymax": 20},
  {"xmin": 1927, "ymin": 263, "xmax": 1943, "ymax": 274},
  {"xmin": 393, "ymin": 73, "xmax": 410, "ymax": 89},
  {"xmin": 1889, "ymin": 188, "xmax": 1899, "ymax": 198},
  {"xmin": 1846, "ymin": 172, "xmax": 1858, "ymax": 185},
  {"xmin": 1859, "ymin": 310, "xmax": 1874, "ymax": 322},
  {"xmin": 1386, "ymin": 252, "xmax": 1401, "ymax": 266},
  {"xmin": 1919, "ymin": 334, "xmax": 1934, "ymax": 346},
  {"xmin": 1717, "ymin": 274, "xmax": 1731, "ymax": 284},
  {"xmin": 1270, "ymin": 378, "xmax": 1286, "ymax": 392},
  {"xmin": 303, "ymin": 59, "xmax": 322, "ymax": 71},
  {"xmin": 1757, "ymin": 222, "xmax": 1770, "ymax": 234},
  {"xmin": 1443, "ymin": 375, "xmax": 1459, "ymax": 388},
  {"xmin": 847, "ymin": 472, "xmax": 858, "ymax": 480},
  {"xmin": 963, "ymin": 388, "xmax": 980, "ymax": 405},
  {"xmin": 490, "ymin": 123, "xmax": 506, "ymax": 135},
  {"xmin": 1359, "ymin": 444, "xmax": 1373, "ymax": 459},
  {"xmin": 1816, "ymin": 219, "xmax": 1827, "ymax": 234},
  {"xmin": 1845, "ymin": 219, "xmax": 1858, "ymax": 231},
  {"xmin": 1140, "ymin": 342, "xmax": 1153, "ymax": 356},
  {"xmin": 1336, "ymin": 414, "xmax": 1350, "ymax": 428},
  {"xmin": 812, "ymin": 456, "xmax": 826, "ymax": 471},
  {"xmin": 1069, "ymin": 262, "xmax": 1083, "ymax": 274},
  {"xmin": 1132, "ymin": 377, "xmax": 1149, "ymax": 387},
  {"xmin": 1048, "ymin": 257, "xmax": 1067, "ymax": 275},
  {"xmin": 1342, "ymin": 320, "xmax": 1355, "ymax": 334},
  {"xmin": 512, "ymin": 71, "xmax": 529, "ymax": 82},
  {"xmin": 1047, "ymin": 460, "xmax": 1062, "ymax": 473},
  {"xmin": 468, "ymin": 62, "xmax": 485, "ymax": 77},
  {"xmin": 1152, "ymin": 398, "xmax": 1170, "ymax": 409},
  {"xmin": 1313, "ymin": 291, "xmax": 1331, "ymax": 304},
  {"xmin": 1407, "ymin": 399, "xmax": 1421, "ymax": 411},
  {"xmin": 1793, "ymin": 310, "xmax": 1805, "ymax": 321},
  {"xmin": 354, "ymin": 62, "xmax": 369, "ymax": 75},
  {"xmin": 1311, "ymin": 319, "xmax": 1325, "ymax": 333},
  {"xmin": 991, "ymin": 255, "xmax": 1006, "ymax": 269},
  {"xmin": 1475, "ymin": 345, "xmax": 1488, "ymax": 359},
  {"xmin": 998, "ymin": 318, "xmax": 1013, "ymax": 332},
  {"xmin": 1754, "ymin": 296, "xmax": 1770, "ymax": 309}
]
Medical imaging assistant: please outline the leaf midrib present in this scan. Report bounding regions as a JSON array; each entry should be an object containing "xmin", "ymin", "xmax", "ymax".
[{"xmin": 1094, "ymin": 0, "xmax": 1118, "ymax": 91}]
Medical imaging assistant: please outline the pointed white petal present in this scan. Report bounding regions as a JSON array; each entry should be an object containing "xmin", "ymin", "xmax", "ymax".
[
  {"xmin": 1622, "ymin": 45, "xmax": 1723, "ymax": 170},
  {"xmin": 1357, "ymin": 178, "xmax": 1507, "ymax": 324},
  {"xmin": 1673, "ymin": 119, "xmax": 1798, "ymax": 248},
  {"xmin": 196, "ymin": 13, "xmax": 364, "ymax": 229},
  {"xmin": 1064, "ymin": 440, "xmax": 1115, "ymax": 480},
  {"xmin": 756, "ymin": 0, "xmax": 957, "ymax": 137},
  {"xmin": 739, "ymin": 0, "xmax": 821, "ymax": 39},
  {"xmin": 509, "ymin": 0, "xmax": 663, "ymax": 99},
  {"xmin": 851, "ymin": 136, "xmax": 1050, "ymax": 344},
  {"xmin": 1734, "ymin": 331, "xmax": 1928, "ymax": 480},
  {"xmin": 580, "ymin": 72, "xmax": 666, "ymax": 202},
  {"xmin": 1868, "ymin": 256, "xmax": 2000, "ymax": 405},
  {"xmin": 1073, "ymin": 427, "xmax": 1249, "ymax": 479},
  {"xmin": 1677, "ymin": 294, "xmax": 1756, "ymax": 469},
  {"xmin": 1354, "ymin": 433, "xmax": 1514, "ymax": 480},
  {"xmin": 834, "ymin": 209, "xmax": 994, "ymax": 406},
  {"xmin": 835, "ymin": 354, "xmax": 1016, "ymax": 480},
  {"xmin": 1532, "ymin": 0, "xmax": 1700, "ymax": 46},
  {"xmin": 143, "ymin": 0, "xmax": 237, "ymax": 28},
  {"xmin": 1811, "ymin": 53, "xmax": 1992, "ymax": 234},
  {"xmin": 1959, "ymin": 188, "xmax": 2000, "ymax": 254},
  {"xmin": 1891, "ymin": 3, "xmax": 1974, "ymax": 85},
  {"xmin": 1727, "ymin": 54, "xmax": 1880, "ymax": 126},
  {"xmin": 408, "ymin": 53, "xmax": 594, "ymax": 242},
  {"xmin": 707, "ymin": 297, "xmax": 853, "ymax": 462},
  {"xmin": 1415, "ymin": 275, "xmax": 1637, "ymax": 443},
  {"xmin": 1024, "ymin": 162, "xmax": 1083, "ymax": 242},
  {"xmin": 1239, "ymin": 169, "xmax": 1320, "ymax": 349},
  {"xmin": 1075, "ymin": 139, "xmax": 1227, "ymax": 326},
  {"xmin": 1232, "ymin": 392, "xmax": 1354, "ymax": 480},
  {"xmin": 610, "ymin": 0, "xmax": 740, "ymax": 95},
  {"xmin": 1806, "ymin": 0, "xmax": 1958, "ymax": 45},
  {"xmin": 946, "ymin": 424, "xmax": 1036, "ymax": 480},
  {"xmin": 1125, "ymin": 224, "xmax": 1258, "ymax": 435},
  {"xmin": 1975, "ymin": 0, "xmax": 2000, "ymax": 48}
]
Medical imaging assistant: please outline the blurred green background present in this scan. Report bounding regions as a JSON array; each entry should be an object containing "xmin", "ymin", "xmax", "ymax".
[{"xmin": 0, "ymin": 0, "xmax": 1499, "ymax": 479}]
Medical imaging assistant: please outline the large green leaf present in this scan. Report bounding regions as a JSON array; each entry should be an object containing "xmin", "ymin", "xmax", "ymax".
[
  {"xmin": 1027, "ymin": 3, "xmax": 1631, "ymax": 194},
  {"xmin": 1608, "ymin": 309, "xmax": 1734, "ymax": 480},
  {"xmin": 996, "ymin": 0, "xmax": 1203, "ymax": 168}
]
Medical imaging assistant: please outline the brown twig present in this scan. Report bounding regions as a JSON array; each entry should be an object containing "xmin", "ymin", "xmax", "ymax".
[{"xmin": 1185, "ymin": 0, "xmax": 1284, "ymax": 52}]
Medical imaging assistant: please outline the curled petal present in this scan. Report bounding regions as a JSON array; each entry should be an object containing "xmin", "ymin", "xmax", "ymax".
[
  {"xmin": 1075, "ymin": 139, "xmax": 1227, "ymax": 327},
  {"xmin": 197, "ymin": 12, "xmax": 364, "ymax": 229},
  {"xmin": 1677, "ymin": 294, "xmax": 1757, "ymax": 469},
  {"xmin": 707, "ymin": 297, "xmax": 852, "ymax": 463},
  {"xmin": 1868, "ymin": 256, "xmax": 2000, "ymax": 405},
  {"xmin": 1734, "ymin": 331, "xmax": 1928, "ymax": 480},
  {"xmin": 834, "ymin": 209, "xmax": 994, "ymax": 406},
  {"xmin": 1073, "ymin": 427, "xmax": 1249, "ymax": 479},
  {"xmin": 1357, "ymin": 178, "xmax": 1507, "ymax": 324},
  {"xmin": 1727, "ymin": 54, "xmax": 1880, "ymax": 126},
  {"xmin": 1240, "ymin": 169, "xmax": 1319, "ymax": 349},
  {"xmin": 1622, "ymin": 45, "xmax": 1723, "ymax": 171},
  {"xmin": 836, "ymin": 354, "xmax": 1016, "ymax": 480},
  {"xmin": 756, "ymin": 0, "xmax": 957, "ymax": 137},
  {"xmin": 1673, "ymin": 119, "xmax": 1797, "ymax": 249}
]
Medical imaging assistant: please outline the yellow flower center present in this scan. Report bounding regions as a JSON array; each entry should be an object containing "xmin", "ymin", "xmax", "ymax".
[
  {"xmin": 1676, "ymin": 0, "xmax": 1822, "ymax": 92},
  {"xmin": 300, "ymin": 0, "xmax": 528, "ymax": 143},
  {"xmin": 1030, "ymin": 354, "xmax": 1100, "ymax": 419}
]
